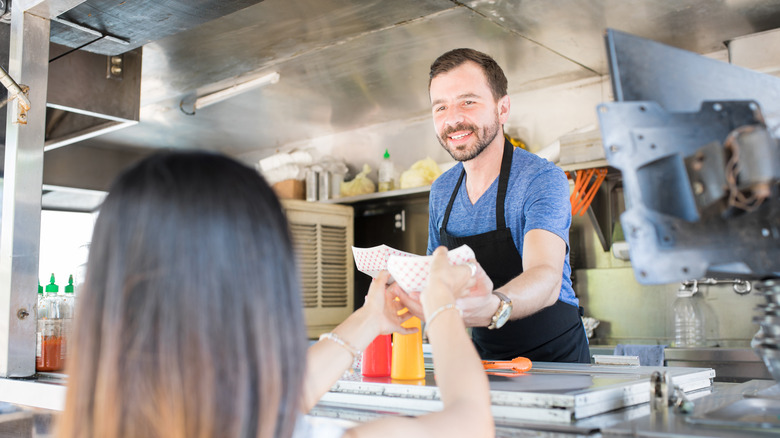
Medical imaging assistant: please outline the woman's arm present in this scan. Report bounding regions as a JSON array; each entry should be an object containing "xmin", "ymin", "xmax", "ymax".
[
  {"xmin": 347, "ymin": 247, "xmax": 494, "ymax": 438},
  {"xmin": 301, "ymin": 272, "xmax": 415, "ymax": 412}
]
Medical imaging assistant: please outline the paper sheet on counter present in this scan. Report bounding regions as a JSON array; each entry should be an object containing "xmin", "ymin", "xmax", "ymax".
[{"xmin": 352, "ymin": 244, "xmax": 475, "ymax": 293}]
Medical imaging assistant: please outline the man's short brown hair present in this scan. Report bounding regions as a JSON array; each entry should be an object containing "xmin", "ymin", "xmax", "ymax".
[{"xmin": 429, "ymin": 48, "xmax": 508, "ymax": 101}]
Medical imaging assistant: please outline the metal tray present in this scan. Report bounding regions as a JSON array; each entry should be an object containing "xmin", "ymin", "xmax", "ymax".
[{"xmin": 318, "ymin": 362, "xmax": 714, "ymax": 424}]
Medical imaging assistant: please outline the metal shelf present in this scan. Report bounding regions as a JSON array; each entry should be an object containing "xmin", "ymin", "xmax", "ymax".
[
  {"xmin": 317, "ymin": 159, "xmax": 613, "ymax": 205},
  {"xmin": 0, "ymin": 375, "xmax": 66, "ymax": 411},
  {"xmin": 319, "ymin": 185, "xmax": 431, "ymax": 205},
  {"xmin": 559, "ymin": 159, "xmax": 610, "ymax": 172}
]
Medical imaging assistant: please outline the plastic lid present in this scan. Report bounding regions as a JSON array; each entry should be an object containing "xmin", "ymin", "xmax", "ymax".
[
  {"xmin": 383, "ymin": 149, "xmax": 390, "ymax": 160},
  {"xmin": 45, "ymin": 273, "xmax": 58, "ymax": 293},
  {"xmin": 38, "ymin": 282, "xmax": 43, "ymax": 295},
  {"xmin": 65, "ymin": 275, "xmax": 74, "ymax": 294}
]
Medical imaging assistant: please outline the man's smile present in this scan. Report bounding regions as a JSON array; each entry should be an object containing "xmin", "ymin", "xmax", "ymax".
[{"xmin": 449, "ymin": 131, "xmax": 472, "ymax": 141}]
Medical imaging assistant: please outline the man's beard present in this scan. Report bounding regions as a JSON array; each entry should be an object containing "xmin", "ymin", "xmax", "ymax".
[{"xmin": 437, "ymin": 118, "xmax": 501, "ymax": 162}]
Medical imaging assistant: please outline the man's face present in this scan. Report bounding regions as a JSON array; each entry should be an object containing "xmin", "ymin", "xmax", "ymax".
[{"xmin": 429, "ymin": 62, "xmax": 507, "ymax": 162}]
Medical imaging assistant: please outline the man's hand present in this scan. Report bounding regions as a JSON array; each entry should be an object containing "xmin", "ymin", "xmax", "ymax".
[
  {"xmin": 455, "ymin": 260, "xmax": 495, "ymax": 327},
  {"xmin": 462, "ymin": 260, "xmax": 492, "ymax": 298},
  {"xmin": 390, "ymin": 255, "xmax": 494, "ymax": 326}
]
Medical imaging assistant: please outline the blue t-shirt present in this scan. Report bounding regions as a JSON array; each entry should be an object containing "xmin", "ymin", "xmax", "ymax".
[{"xmin": 427, "ymin": 147, "xmax": 579, "ymax": 308}]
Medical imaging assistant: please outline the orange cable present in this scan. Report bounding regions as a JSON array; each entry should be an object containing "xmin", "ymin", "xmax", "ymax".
[
  {"xmin": 570, "ymin": 168, "xmax": 594, "ymax": 213},
  {"xmin": 569, "ymin": 168, "xmax": 593, "ymax": 206},
  {"xmin": 573, "ymin": 168, "xmax": 607, "ymax": 216}
]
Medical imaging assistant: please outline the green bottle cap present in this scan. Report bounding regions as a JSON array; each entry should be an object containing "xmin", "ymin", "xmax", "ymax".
[
  {"xmin": 38, "ymin": 281, "xmax": 43, "ymax": 295},
  {"xmin": 384, "ymin": 149, "xmax": 390, "ymax": 160},
  {"xmin": 65, "ymin": 275, "xmax": 74, "ymax": 294},
  {"xmin": 45, "ymin": 273, "xmax": 58, "ymax": 293}
]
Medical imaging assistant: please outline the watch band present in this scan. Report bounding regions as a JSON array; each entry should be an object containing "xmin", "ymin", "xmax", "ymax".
[{"xmin": 488, "ymin": 291, "xmax": 512, "ymax": 330}]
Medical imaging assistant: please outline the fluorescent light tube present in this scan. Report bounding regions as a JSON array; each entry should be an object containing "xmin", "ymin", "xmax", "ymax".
[{"xmin": 194, "ymin": 71, "xmax": 280, "ymax": 110}]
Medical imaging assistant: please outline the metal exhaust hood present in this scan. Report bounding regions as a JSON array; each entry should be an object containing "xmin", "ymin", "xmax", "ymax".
[
  {"xmin": 42, "ymin": 41, "xmax": 142, "ymax": 152},
  {"xmin": 1, "ymin": 0, "xmax": 265, "ymax": 154}
]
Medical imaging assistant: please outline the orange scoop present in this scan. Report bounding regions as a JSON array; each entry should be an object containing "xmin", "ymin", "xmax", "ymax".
[{"xmin": 482, "ymin": 356, "xmax": 532, "ymax": 373}]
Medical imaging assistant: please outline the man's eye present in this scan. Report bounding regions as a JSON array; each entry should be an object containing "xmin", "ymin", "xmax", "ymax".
[
  {"xmin": 435, "ymin": 106, "xmax": 446, "ymax": 112},
  {"xmin": 464, "ymin": 101, "xmax": 474, "ymax": 105}
]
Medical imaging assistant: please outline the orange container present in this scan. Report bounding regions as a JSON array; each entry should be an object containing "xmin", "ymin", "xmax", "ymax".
[
  {"xmin": 391, "ymin": 316, "xmax": 425, "ymax": 380},
  {"xmin": 362, "ymin": 334, "xmax": 392, "ymax": 377}
]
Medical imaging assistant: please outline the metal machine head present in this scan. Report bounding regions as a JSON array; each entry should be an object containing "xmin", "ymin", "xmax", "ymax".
[{"xmin": 598, "ymin": 29, "xmax": 780, "ymax": 284}]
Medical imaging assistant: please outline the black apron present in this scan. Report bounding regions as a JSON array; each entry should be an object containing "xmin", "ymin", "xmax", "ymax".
[{"xmin": 439, "ymin": 139, "xmax": 590, "ymax": 363}]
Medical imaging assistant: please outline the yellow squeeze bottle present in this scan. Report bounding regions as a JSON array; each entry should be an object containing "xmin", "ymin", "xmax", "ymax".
[{"xmin": 391, "ymin": 316, "xmax": 425, "ymax": 380}]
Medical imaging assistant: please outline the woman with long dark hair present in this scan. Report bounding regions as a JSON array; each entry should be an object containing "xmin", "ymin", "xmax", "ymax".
[{"xmin": 57, "ymin": 151, "xmax": 493, "ymax": 438}]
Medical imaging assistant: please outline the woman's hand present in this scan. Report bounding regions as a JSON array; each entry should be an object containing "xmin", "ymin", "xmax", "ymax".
[
  {"xmin": 362, "ymin": 271, "xmax": 417, "ymax": 336},
  {"xmin": 388, "ymin": 284, "xmax": 426, "ymax": 321},
  {"xmin": 421, "ymin": 247, "xmax": 478, "ymax": 315}
]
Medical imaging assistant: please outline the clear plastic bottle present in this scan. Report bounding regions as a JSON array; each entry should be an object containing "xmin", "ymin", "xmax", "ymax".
[
  {"xmin": 35, "ymin": 281, "xmax": 44, "ymax": 367},
  {"xmin": 36, "ymin": 274, "xmax": 64, "ymax": 372},
  {"xmin": 60, "ymin": 274, "xmax": 76, "ymax": 366},
  {"xmin": 378, "ymin": 149, "xmax": 395, "ymax": 192},
  {"xmin": 672, "ymin": 286, "xmax": 706, "ymax": 348},
  {"xmin": 37, "ymin": 281, "xmax": 44, "ymax": 311}
]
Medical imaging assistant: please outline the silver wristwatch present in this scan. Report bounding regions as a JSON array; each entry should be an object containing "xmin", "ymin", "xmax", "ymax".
[{"xmin": 487, "ymin": 291, "xmax": 512, "ymax": 330}]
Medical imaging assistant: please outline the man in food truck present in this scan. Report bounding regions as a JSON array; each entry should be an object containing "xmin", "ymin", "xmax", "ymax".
[{"xmin": 395, "ymin": 48, "xmax": 589, "ymax": 363}]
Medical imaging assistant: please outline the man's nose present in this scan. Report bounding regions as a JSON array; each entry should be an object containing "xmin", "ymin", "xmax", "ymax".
[{"xmin": 442, "ymin": 106, "xmax": 465, "ymax": 127}]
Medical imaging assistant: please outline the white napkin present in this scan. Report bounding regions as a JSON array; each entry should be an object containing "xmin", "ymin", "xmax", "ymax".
[
  {"xmin": 352, "ymin": 244, "xmax": 475, "ymax": 293},
  {"xmin": 352, "ymin": 245, "xmax": 417, "ymax": 278}
]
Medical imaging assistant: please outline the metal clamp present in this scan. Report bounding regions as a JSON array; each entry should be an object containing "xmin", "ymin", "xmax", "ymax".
[
  {"xmin": 680, "ymin": 278, "xmax": 752, "ymax": 296},
  {"xmin": 670, "ymin": 385, "xmax": 695, "ymax": 414},
  {"xmin": 650, "ymin": 371, "xmax": 670, "ymax": 412},
  {"xmin": 650, "ymin": 371, "xmax": 695, "ymax": 414},
  {"xmin": 0, "ymin": 65, "xmax": 31, "ymax": 124}
]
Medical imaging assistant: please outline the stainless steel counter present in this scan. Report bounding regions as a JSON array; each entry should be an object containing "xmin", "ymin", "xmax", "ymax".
[
  {"xmin": 603, "ymin": 380, "xmax": 780, "ymax": 437},
  {"xmin": 312, "ymin": 375, "xmax": 780, "ymax": 437},
  {"xmin": 313, "ymin": 362, "xmax": 716, "ymax": 435},
  {"xmin": 2, "ymin": 369, "xmax": 778, "ymax": 437},
  {"xmin": 590, "ymin": 345, "xmax": 771, "ymax": 383},
  {"xmin": 664, "ymin": 348, "xmax": 771, "ymax": 383}
]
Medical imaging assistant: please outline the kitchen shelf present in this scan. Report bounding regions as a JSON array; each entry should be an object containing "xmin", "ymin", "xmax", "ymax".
[
  {"xmin": 316, "ymin": 159, "xmax": 612, "ymax": 205},
  {"xmin": 558, "ymin": 159, "xmax": 610, "ymax": 172},
  {"xmin": 319, "ymin": 185, "xmax": 431, "ymax": 205}
]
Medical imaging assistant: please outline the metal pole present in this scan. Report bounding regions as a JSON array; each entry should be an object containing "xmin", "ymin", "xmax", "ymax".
[{"xmin": 0, "ymin": 3, "xmax": 51, "ymax": 378}]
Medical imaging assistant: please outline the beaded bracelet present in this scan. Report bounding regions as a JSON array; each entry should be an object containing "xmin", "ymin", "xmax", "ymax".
[
  {"xmin": 424, "ymin": 303, "xmax": 462, "ymax": 336},
  {"xmin": 319, "ymin": 332, "xmax": 361, "ymax": 372}
]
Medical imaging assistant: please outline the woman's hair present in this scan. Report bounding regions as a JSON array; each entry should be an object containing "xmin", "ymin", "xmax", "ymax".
[
  {"xmin": 58, "ymin": 151, "xmax": 307, "ymax": 438},
  {"xmin": 428, "ymin": 48, "xmax": 508, "ymax": 101}
]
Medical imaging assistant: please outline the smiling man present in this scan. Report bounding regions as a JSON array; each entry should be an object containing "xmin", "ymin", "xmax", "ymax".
[{"xmin": 416, "ymin": 48, "xmax": 589, "ymax": 362}]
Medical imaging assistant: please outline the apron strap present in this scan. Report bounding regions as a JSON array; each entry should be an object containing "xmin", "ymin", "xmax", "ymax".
[
  {"xmin": 495, "ymin": 138, "xmax": 513, "ymax": 230},
  {"xmin": 441, "ymin": 169, "xmax": 466, "ymax": 231},
  {"xmin": 441, "ymin": 138, "xmax": 515, "ymax": 232}
]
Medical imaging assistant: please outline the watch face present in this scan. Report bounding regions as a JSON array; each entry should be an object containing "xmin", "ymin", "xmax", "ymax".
[
  {"xmin": 489, "ymin": 292, "xmax": 512, "ymax": 329},
  {"xmin": 495, "ymin": 304, "xmax": 511, "ymax": 329}
]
